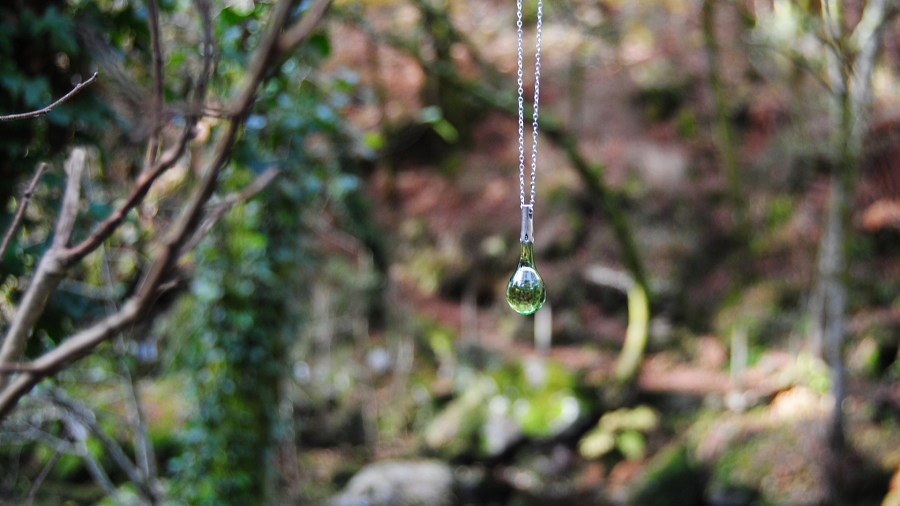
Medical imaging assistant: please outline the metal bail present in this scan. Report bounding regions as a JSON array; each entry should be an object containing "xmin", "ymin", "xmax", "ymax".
[{"xmin": 520, "ymin": 204, "xmax": 534, "ymax": 243}]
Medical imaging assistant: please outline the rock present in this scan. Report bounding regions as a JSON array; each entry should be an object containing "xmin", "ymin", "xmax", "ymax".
[
  {"xmin": 329, "ymin": 460, "xmax": 454, "ymax": 506},
  {"xmin": 689, "ymin": 386, "xmax": 900, "ymax": 506}
]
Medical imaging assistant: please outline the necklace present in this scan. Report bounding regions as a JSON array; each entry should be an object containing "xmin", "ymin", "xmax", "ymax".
[{"xmin": 506, "ymin": 0, "xmax": 546, "ymax": 315}]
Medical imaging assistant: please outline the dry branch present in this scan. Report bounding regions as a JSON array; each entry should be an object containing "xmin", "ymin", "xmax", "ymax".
[
  {"xmin": 278, "ymin": 0, "xmax": 333, "ymax": 52},
  {"xmin": 0, "ymin": 73, "xmax": 98, "ymax": 122},
  {"xmin": 0, "ymin": 163, "xmax": 49, "ymax": 261},
  {"xmin": 178, "ymin": 167, "xmax": 280, "ymax": 258},
  {"xmin": 143, "ymin": 0, "xmax": 165, "ymax": 170},
  {"xmin": 192, "ymin": 0, "xmax": 216, "ymax": 121},
  {"xmin": 0, "ymin": 0, "xmax": 332, "ymax": 419},
  {"xmin": 807, "ymin": 0, "xmax": 896, "ymax": 466},
  {"xmin": 0, "ymin": 364, "xmax": 40, "ymax": 374},
  {"xmin": 63, "ymin": 130, "xmax": 193, "ymax": 263},
  {"xmin": 23, "ymin": 447, "xmax": 60, "ymax": 506},
  {"xmin": 48, "ymin": 389, "xmax": 157, "ymax": 498},
  {"xmin": 0, "ymin": 149, "xmax": 87, "ymax": 390},
  {"xmin": 66, "ymin": 0, "xmax": 216, "ymax": 265}
]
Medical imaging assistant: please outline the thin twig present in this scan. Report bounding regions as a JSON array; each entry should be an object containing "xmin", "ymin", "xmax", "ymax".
[
  {"xmin": 751, "ymin": 40, "xmax": 832, "ymax": 91},
  {"xmin": 134, "ymin": 0, "xmax": 296, "ymax": 310},
  {"xmin": 0, "ymin": 73, "xmax": 98, "ymax": 122},
  {"xmin": 23, "ymin": 447, "xmax": 61, "ymax": 506},
  {"xmin": 123, "ymin": 368, "xmax": 157, "ymax": 490},
  {"xmin": 48, "ymin": 390, "xmax": 150, "ymax": 494},
  {"xmin": 178, "ymin": 167, "xmax": 280, "ymax": 258},
  {"xmin": 0, "ymin": 149, "xmax": 87, "ymax": 389},
  {"xmin": 67, "ymin": 0, "xmax": 215, "ymax": 263},
  {"xmin": 148, "ymin": 0, "xmax": 164, "ymax": 120},
  {"xmin": 277, "ymin": 0, "xmax": 333, "ymax": 53},
  {"xmin": 78, "ymin": 438, "xmax": 117, "ymax": 497},
  {"xmin": 65, "ymin": 126, "xmax": 192, "ymax": 263},
  {"xmin": 192, "ymin": 0, "xmax": 216, "ymax": 117},
  {"xmin": 0, "ymin": 163, "xmax": 48, "ymax": 261},
  {"xmin": 143, "ymin": 0, "xmax": 165, "ymax": 170},
  {"xmin": 0, "ymin": 0, "xmax": 331, "ymax": 419}
]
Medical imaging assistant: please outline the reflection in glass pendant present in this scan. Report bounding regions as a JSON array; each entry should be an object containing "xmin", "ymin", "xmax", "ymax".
[
  {"xmin": 506, "ymin": 205, "xmax": 546, "ymax": 315},
  {"xmin": 506, "ymin": 240, "xmax": 546, "ymax": 315}
]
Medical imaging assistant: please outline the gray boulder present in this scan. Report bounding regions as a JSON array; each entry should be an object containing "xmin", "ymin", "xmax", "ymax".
[{"xmin": 329, "ymin": 460, "xmax": 454, "ymax": 506}]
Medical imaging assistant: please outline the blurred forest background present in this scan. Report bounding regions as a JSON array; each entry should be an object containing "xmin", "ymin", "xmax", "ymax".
[{"xmin": 3, "ymin": 0, "xmax": 900, "ymax": 505}]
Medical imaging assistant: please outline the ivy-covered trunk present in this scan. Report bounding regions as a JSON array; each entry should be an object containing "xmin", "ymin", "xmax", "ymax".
[{"xmin": 171, "ymin": 175, "xmax": 299, "ymax": 505}]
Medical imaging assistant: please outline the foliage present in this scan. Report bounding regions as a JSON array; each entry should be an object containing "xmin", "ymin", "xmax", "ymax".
[
  {"xmin": 425, "ymin": 354, "xmax": 590, "ymax": 458},
  {"xmin": 630, "ymin": 445, "xmax": 705, "ymax": 506},
  {"xmin": 164, "ymin": 3, "xmax": 358, "ymax": 503},
  {"xmin": 168, "ymin": 190, "xmax": 291, "ymax": 505}
]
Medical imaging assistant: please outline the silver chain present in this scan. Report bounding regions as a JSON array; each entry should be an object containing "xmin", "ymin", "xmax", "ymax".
[{"xmin": 517, "ymin": 0, "xmax": 542, "ymax": 208}]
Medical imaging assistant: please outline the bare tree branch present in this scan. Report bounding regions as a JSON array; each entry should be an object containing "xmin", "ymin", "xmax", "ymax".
[
  {"xmin": 47, "ymin": 389, "xmax": 153, "ymax": 497},
  {"xmin": 53, "ymin": 156, "xmax": 86, "ymax": 250},
  {"xmin": 0, "ymin": 0, "xmax": 332, "ymax": 419},
  {"xmin": 121, "ymin": 368, "xmax": 157, "ymax": 493},
  {"xmin": 0, "ymin": 363, "xmax": 41, "ymax": 374},
  {"xmin": 0, "ymin": 149, "xmax": 87, "ymax": 389},
  {"xmin": 133, "ymin": 0, "xmax": 296, "ymax": 312},
  {"xmin": 277, "ymin": 0, "xmax": 333, "ymax": 53},
  {"xmin": 0, "ymin": 299, "xmax": 140, "ymax": 415},
  {"xmin": 143, "ymin": 0, "xmax": 165, "ymax": 170},
  {"xmin": 178, "ymin": 167, "xmax": 280, "ymax": 258},
  {"xmin": 23, "ymin": 447, "xmax": 60, "ymax": 506},
  {"xmin": 77, "ymin": 437, "xmax": 117, "ymax": 497},
  {"xmin": 0, "ymin": 163, "xmax": 49, "ymax": 262},
  {"xmin": 0, "ymin": 73, "xmax": 98, "ymax": 122},
  {"xmin": 192, "ymin": 0, "xmax": 216, "ymax": 117},
  {"xmin": 65, "ymin": 0, "xmax": 215, "ymax": 266},
  {"xmin": 64, "ymin": 130, "xmax": 192, "ymax": 264}
]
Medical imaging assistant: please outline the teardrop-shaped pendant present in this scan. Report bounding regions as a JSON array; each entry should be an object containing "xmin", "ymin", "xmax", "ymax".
[
  {"xmin": 507, "ymin": 205, "xmax": 546, "ymax": 315},
  {"xmin": 506, "ymin": 240, "xmax": 546, "ymax": 315}
]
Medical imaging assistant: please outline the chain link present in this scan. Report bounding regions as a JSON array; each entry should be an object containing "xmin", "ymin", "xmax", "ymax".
[
  {"xmin": 516, "ymin": 0, "xmax": 525, "ymax": 207},
  {"xmin": 516, "ymin": 0, "xmax": 542, "ymax": 208}
]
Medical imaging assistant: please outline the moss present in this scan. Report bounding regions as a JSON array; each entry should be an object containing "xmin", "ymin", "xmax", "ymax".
[{"xmin": 706, "ymin": 421, "xmax": 828, "ymax": 506}]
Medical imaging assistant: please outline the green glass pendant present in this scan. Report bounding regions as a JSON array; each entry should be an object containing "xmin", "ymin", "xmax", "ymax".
[{"xmin": 506, "ymin": 205, "xmax": 546, "ymax": 315}]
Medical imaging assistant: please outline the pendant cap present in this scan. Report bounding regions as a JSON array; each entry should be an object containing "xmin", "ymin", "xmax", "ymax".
[{"xmin": 520, "ymin": 204, "xmax": 534, "ymax": 244}]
